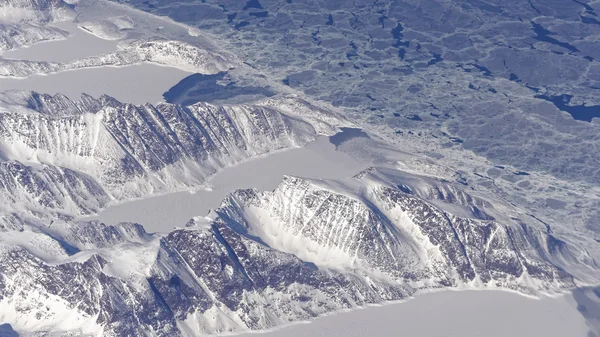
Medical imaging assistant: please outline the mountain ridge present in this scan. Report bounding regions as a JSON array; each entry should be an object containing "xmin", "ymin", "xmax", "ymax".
[{"xmin": 1, "ymin": 170, "xmax": 596, "ymax": 336}]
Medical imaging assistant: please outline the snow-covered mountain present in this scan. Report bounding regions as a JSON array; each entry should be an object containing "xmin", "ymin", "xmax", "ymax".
[
  {"xmin": 0, "ymin": 0, "xmax": 75, "ymax": 54},
  {"xmin": 0, "ymin": 0, "xmax": 74, "ymax": 24},
  {"xmin": 0, "ymin": 170, "xmax": 597, "ymax": 336},
  {"xmin": 0, "ymin": 23, "xmax": 68, "ymax": 51},
  {"xmin": 0, "ymin": 91, "xmax": 335, "ymax": 221},
  {"xmin": 1, "ymin": 93, "xmax": 595, "ymax": 337},
  {"xmin": 0, "ymin": 0, "xmax": 235, "ymax": 77},
  {"xmin": 221, "ymin": 172, "xmax": 596, "ymax": 290},
  {"xmin": 0, "ymin": 37, "xmax": 234, "ymax": 77},
  {"xmin": 1, "ymin": 0, "xmax": 599, "ymax": 335}
]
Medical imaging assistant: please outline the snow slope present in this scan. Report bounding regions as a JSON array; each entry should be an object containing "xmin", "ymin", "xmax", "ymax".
[
  {"xmin": 0, "ymin": 171, "xmax": 597, "ymax": 336},
  {"xmin": 0, "ymin": 92, "xmax": 337, "ymax": 222}
]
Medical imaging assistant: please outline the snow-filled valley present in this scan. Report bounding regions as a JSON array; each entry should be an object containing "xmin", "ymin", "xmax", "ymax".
[
  {"xmin": 0, "ymin": 63, "xmax": 192, "ymax": 104},
  {"xmin": 0, "ymin": 0, "xmax": 599, "ymax": 335},
  {"xmin": 82, "ymin": 134, "xmax": 369, "ymax": 232},
  {"xmin": 235, "ymin": 290, "xmax": 588, "ymax": 337},
  {"xmin": 1, "ymin": 21, "xmax": 118, "ymax": 62}
]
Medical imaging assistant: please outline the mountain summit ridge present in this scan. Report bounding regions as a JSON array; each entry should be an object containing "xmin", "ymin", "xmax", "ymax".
[{"xmin": 1, "ymin": 169, "xmax": 596, "ymax": 336}]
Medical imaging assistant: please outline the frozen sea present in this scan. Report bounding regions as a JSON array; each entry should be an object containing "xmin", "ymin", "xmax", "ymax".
[
  {"xmin": 235, "ymin": 290, "xmax": 589, "ymax": 337},
  {"xmin": 1, "ymin": 21, "xmax": 118, "ymax": 62},
  {"xmin": 0, "ymin": 64, "xmax": 192, "ymax": 105},
  {"xmin": 0, "ymin": 21, "xmax": 191, "ymax": 105},
  {"xmin": 81, "ymin": 134, "xmax": 370, "ymax": 232}
]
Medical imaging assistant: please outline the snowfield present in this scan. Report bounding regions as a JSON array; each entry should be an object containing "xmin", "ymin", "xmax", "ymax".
[
  {"xmin": 83, "ymin": 135, "xmax": 368, "ymax": 232},
  {"xmin": 235, "ymin": 290, "xmax": 588, "ymax": 337},
  {"xmin": 0, "ymin": 63, "xmax": 192, "ymax": 104}
]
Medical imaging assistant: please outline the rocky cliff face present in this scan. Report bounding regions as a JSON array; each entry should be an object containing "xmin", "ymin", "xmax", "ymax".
[
  {"xmin": 0, "ymin": 92, "xmax": 326, "ymax": 220},
  {"xmin": 0, "ymin": 172, "xmax": 595, "ymax": 336},
  {"xmin": 220, "ymin": 175, "xmax": 583, "ymax": 291},
  {"xmin": 0, "ymin": 222, "xmax": 400, "ymax": 336},
  {"xmin": 0, "ymin": 161, "xmax": 109, "ymax": 219},
  {"xmin": 0, "ymin": 93, "xmax": 594, "ymax": 337},
  {"xmin": 0, "ymin": 0, "xmax": 598, "ymax": 334}
]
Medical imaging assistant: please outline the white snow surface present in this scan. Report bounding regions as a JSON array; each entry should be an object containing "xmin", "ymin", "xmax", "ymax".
[
  {"xmin": 1, "ymin": 21, "xmax": 118, "ymax": 61},
  {"xmin": 82, "ymin": 136, "xmax": 369, "ymax": 232},
  {"xmin": 234, "ymin": 290, "xmax": 588, "ymax": 337},
  {"xmin": 0, "ymin": 63, "xmax": 192, "ymax": 104}
]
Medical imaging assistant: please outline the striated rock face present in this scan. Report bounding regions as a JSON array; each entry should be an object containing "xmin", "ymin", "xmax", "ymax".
[
  {"xmin": 220, "ymin": 175, "xmax": 581, "ymax": 291},
  {"xmin": 0, "ymin": 173, "xmax": 596, "ymax": 336},
  {"xmin": 0, "ymin": 91, "xmax": 594, "ymax": 337},
  {"xmin": 372, "ymin": 187, "xmax": 575, "ymax": 288},
  {"xmin": 0, "ymin": 0, "xmax": 595, "ymax": 336},
  {"xmin": 0, "ymin": 161, "xmax": 109, "ymax": 218},
  {"xmin": 0, "ymin": 224, "xmax": 398, "ymax": 336},
  {"xmin": 0, "ymin": 92, "xmax": 323, "ymax": 219}
]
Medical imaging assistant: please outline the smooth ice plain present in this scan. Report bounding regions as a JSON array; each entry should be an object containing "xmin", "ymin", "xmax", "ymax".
[
  {"xmin": 235, "ymin": 290, "xmax": 589, "ymax": 337},
  {"xmin": 82, "ymin": 135, "xmax": 369, "ymax": 232},
  {"xmin": 0, "ymin": 21, "xmax": 191, "ymax": 105},
  {"xmin": 1, "ymin": 21, "xmax": 118, "ymax": 62},
  {"xmin": 0, "ymin": 63, "xmax": 191, "ymax": 105}
]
